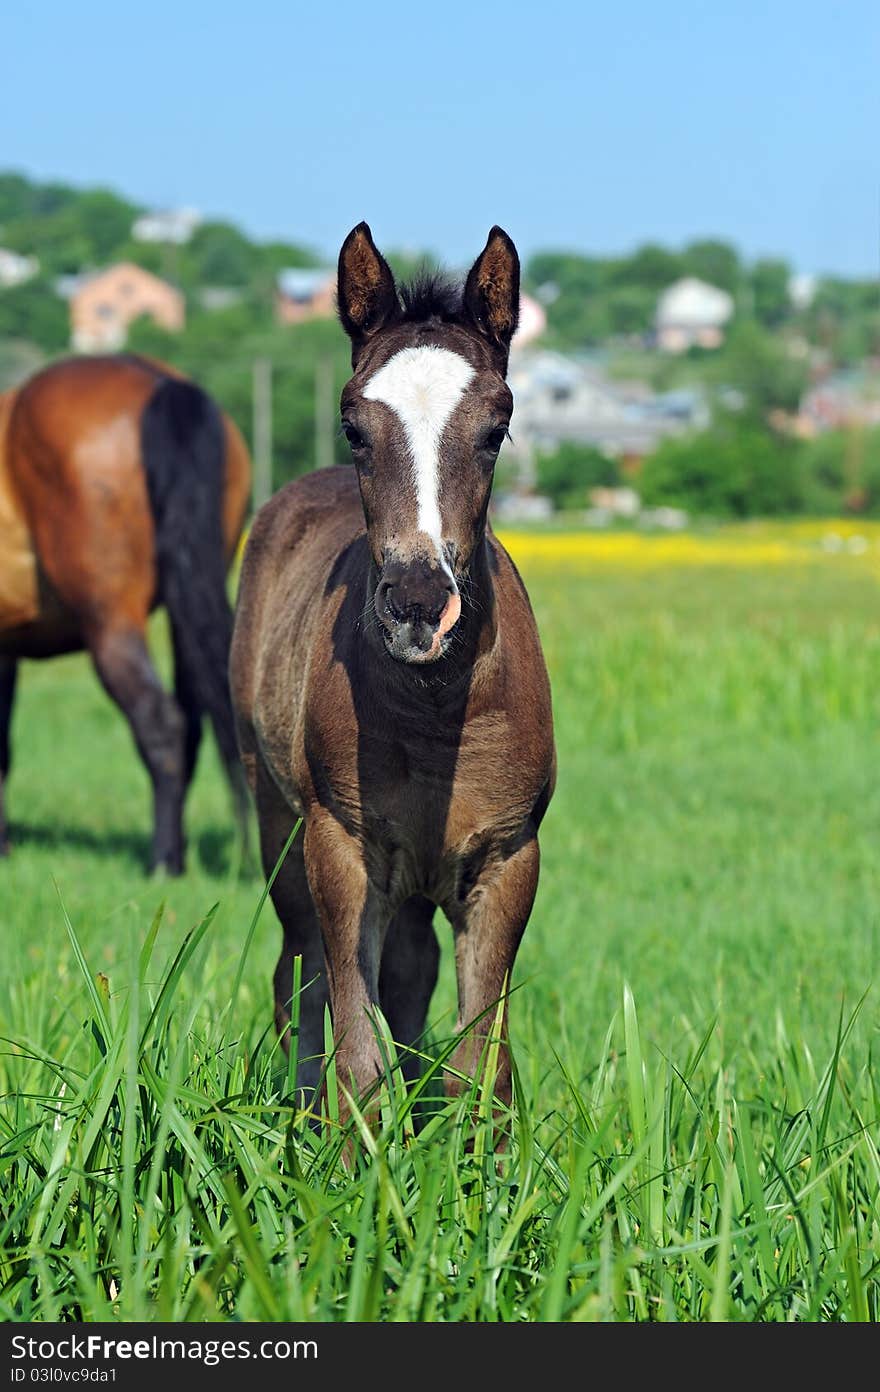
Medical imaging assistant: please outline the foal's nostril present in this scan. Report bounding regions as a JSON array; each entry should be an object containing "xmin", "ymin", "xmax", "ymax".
[
  {"xmin": 376, "ymin": 578, "xmax": 396, "ymax": 618},
  {"xmin": 389, "ymin": 589, "xmax": 411, "ymax": 623},
  {"xmin": 377, "ymin": 576, "xmax": 450, "ymax": 627},
  {"xmin": 377, "ymin": 580, "xmax": 410, "ymax": 623},
  {"xmin": 389, "ymin": 588, "xmax": 433, "ymax": 623}
]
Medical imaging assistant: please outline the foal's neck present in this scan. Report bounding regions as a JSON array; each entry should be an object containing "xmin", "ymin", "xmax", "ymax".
[{"xmin": 456, "ymin": 528, "xmax": 498, "ymax": 663}]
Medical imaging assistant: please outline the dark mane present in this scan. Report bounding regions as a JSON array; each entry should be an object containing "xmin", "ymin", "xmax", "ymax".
[{"xmin": 398, "ymin": 270, "xmax": 464, "ymax": 325}]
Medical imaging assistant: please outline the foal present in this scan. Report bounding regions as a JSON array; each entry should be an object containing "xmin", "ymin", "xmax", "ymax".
[{"xmin": 231, "ymin": 223, "xmax": 555, "ymax": 1116}]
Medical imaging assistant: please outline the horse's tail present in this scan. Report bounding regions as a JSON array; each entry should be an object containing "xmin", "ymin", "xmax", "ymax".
[{"xmin": 140, "ymin": 375, "xmax": 248, "ymax": 823}]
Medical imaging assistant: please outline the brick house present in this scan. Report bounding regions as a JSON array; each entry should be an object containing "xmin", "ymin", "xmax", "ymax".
[{"xmin": 69, "ymin": 262, "xmax": 185, "ymax": 352}]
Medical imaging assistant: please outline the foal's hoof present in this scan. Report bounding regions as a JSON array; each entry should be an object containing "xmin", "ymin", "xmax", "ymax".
[
  {"xmin": 149, "ymin": 835, "xmax": 186, "ymax": 878},
  {"xmin": 149, "ymin": 858, "xmax": 184, "ymax": 880}
]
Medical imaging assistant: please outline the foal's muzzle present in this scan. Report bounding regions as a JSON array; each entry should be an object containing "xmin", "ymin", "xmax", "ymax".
[{"xmin": 375, "ymin": 558, "xmax": 461, "ymax": 663}]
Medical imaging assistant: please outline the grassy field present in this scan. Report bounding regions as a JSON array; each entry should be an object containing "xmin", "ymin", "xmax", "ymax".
[{"xmin": 2, "ymin": 520, "xmax": 880, "ymax": 1321}]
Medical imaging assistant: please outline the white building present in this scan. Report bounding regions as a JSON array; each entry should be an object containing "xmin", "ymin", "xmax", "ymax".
[
  {"xmin": 131, "ymin": 207, "xmax": 202, "ymax": 245},
  {"xmin": 655, "ymin": 277, "xmax": 734, "ymax": 352},
  {"xmin": 505, "ymin": 349, "xmax": 708, "ymax": 469},
  {"xmin": 788, "ymin": 273, "xmax": 817, "ymax": 311},
  {"xmin": 0, "ymin": 248, "xmax": 39, "ymax": 288}
]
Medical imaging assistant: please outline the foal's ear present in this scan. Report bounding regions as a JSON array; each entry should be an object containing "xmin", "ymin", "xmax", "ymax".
[
  {"xmin": 463, "ymin": 226, "xmax": 520, "ymax": 364},
  {"xmin": 337, "ymin": 222, "xmax": 399, "ymax": 357}
]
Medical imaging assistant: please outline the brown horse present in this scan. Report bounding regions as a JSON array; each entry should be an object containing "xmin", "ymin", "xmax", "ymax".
[
  {"xmin": 0, "ymin": 353, "xmax": 251, "ymax": 873},
  {"xmin": 231, "ymin": 224, "xmax": 555, "ymax": 1118}
]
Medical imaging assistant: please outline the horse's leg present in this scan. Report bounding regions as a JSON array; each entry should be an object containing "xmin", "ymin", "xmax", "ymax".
[
  {"xmin": 0, "ymin": 657, "xmax": 18, "ymax": 856},
  {"xmin": 176, "ymin": 620, "xmax": 251, "ymax": 874},
  {"xmin": 379, "ymin": 895, "xmax": 440, "ymax": 1084},
  {"xmin": 171, "ymin": 623, "xmax": 203, "ymax": 792},
  {"xmin": 447, "ymin": 837, "xmax": 540, "ymax": 1113},
  {"xmin": 88, "ymin": 625, "xmax": 186, "ymax": 874},
  {"xmin": 254, "ymin": 762, "xmax": 327, "ymax": 1101},
  {"xmin": 303, "ymin": 809, "xmax": 387, "ymax": 1109}
]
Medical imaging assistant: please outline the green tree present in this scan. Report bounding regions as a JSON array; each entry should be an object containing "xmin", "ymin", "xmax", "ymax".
[
  {"xmin": 73, "ymin": 189, "xmax": 139, "ymax": 261},
  {"xmin": 181, "ymin": 221, "xmax": 260, "ymax": 287},
  {"xmin": 525, "ymin": 251, "xmax": 606, "ymax": 298},
  {"xmin": 715, "ymin": 320, "xmax": 807, "ymax": 416},
  {"xmin": 798, "ymin": 426, "xmax": 880, "ymax": 514},
  {"xmin": 750, "ymin": 259, "xmax": 791, "ymax": 328},
  {"xmin": 0, "ymin": 172, "xmax": 37, "ymax": 224},
  {"xmin": 0, "ymin": 279, "xmax": 68, "ymax": 353},
  {"xmin": 0, "ymin": 172, "xmax": 78, "ymax": 226},
  {"xmin": 681, "ymin": 239, "xmax": 741, "ymax": 295},
  {"xmin": 524, "ymin": 251, "xmax": 610, "ymax": 346},
  {"xmin": 800, "ymin": 277, "xmax": 880, "ymax": 364},
  {"xmin": 639, "ymin": 419, "xmax": 803, "ymax": 517},
  {"xmin": 105, "ymin": 239, "xmax": 167, "ymax": 277},
  {"xmin": 609, "ymin": 243, "xmax": 684, "ymax": 290},
  {"xmin": 535, "ymin": 441, "xmax": 620, "ymax": 510},
  {"xmin": 604, "ymin": 285, "xmax": 656, "ymax": 336},
  {"xmin": 0, "ymin": 182, "xmax": 138, "ymax": 276},
  {"xmin": 2, "ymin": 205, "xmax": 93, "ymax": 275},
  {"xmin": 258, "ymin": 240, "xmax": 322, "ymax": 274}
]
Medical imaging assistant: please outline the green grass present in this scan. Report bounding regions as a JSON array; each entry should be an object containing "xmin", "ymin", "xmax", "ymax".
[{"xmin": 2, "ymin": 560, "xmax": 880, "ymax": 1321}]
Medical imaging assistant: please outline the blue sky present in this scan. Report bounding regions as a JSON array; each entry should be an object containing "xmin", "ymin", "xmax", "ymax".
[{"xmin": 3, "ymin": 0, "xmax": 878, "ymax": 277}]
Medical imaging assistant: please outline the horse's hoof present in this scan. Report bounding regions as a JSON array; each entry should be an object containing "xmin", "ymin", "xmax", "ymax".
[{"xmin": 149, "ymin": 859, "xmax": 184, "ymax": 880}]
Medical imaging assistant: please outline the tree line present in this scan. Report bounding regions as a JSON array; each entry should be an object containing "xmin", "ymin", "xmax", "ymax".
[{"xmin": 1, "ymin": 170, "xmax": 878, "ymax": 505}]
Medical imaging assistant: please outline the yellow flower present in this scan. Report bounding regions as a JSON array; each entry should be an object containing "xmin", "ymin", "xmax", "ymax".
[{"xmin": 495, "ymin": 521, "xmax": 880, "ymax": 574}]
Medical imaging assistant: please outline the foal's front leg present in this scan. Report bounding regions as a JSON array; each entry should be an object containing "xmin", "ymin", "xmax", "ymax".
[
  {"xmin": 303, "ymin": 810, "xmax": 387, "ymax": 1111},
  {"xmin": 447, "ymin": 835, "xmax": 540, "ymax": 1112}
]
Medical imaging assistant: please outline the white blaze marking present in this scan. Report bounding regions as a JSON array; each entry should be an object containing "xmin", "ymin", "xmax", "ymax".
[{"xmin": 363, "ymin": 344, "xmax": 474, "ymax": 577}]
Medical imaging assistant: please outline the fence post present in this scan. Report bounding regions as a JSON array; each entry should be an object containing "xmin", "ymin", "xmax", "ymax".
[
  {"xmin": 252, "ymin": 357, "xmax": 273, "ymax": 509},
  {"xmin": 315, "ymin": 356, "xmax": 335, "ymax": 470}
]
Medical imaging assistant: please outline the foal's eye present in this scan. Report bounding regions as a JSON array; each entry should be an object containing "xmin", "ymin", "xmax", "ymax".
[
  {"xmin": 342, "ymin": 422, "xmax": 367, "ymax": 451},
  {"xmin": 483, "ymin": 426, "xmax": 509, "ymax": 454}
]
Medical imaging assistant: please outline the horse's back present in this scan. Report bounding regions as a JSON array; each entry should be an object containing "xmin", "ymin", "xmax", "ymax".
[
  {"xmin": 7, "ymin": 358, "xmax": 160, "ymax": 637},
  {"xmin": 0, "ymin": 388, "xmax": 41, "ymax": 634},
  {"xmin": 10, "ymin": 355, "xmax": 248, "ymax": 560},
  {"xmin": 12, "ymin": 355, "xmax": 160, "ymax": 467},
  {"xmin": 3, "ymin": 356, "xmax": 250, "ymax": 653}
]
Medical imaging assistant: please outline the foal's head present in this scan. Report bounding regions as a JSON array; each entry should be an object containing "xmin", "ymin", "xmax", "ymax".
[{"xmin": 337, "ymin": 222, "xmax": 519, "ymax": 665}]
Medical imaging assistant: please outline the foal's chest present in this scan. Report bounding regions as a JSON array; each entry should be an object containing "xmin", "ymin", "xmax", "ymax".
[
  {"xmin": 358, "ymin": 708, "xmax": 538, "ymax": 859},
  {"xmin": 300, "ymin": 638, "xmax": 552, "ymax": 903}
]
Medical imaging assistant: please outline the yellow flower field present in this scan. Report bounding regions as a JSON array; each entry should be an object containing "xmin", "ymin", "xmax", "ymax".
[{"xmin": 495, "ymin": 519, "xmax": 880, "ymax": 572}]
